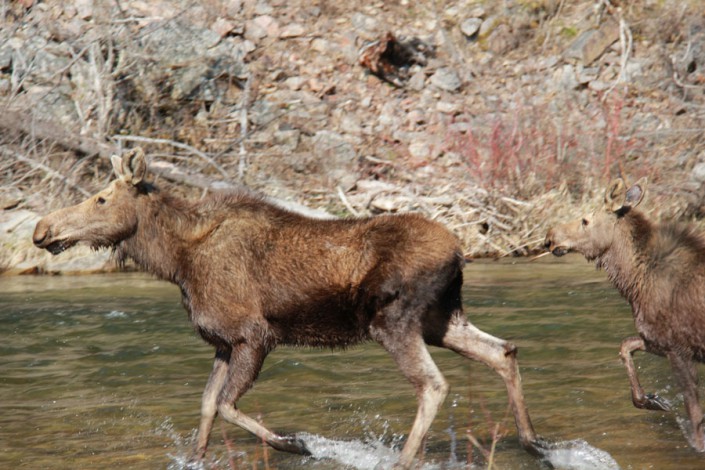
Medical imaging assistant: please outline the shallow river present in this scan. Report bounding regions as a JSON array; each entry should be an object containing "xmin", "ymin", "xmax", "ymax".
[{"xmin": 0, "ymin": 257, "xmax": 702, "ymax": 469}]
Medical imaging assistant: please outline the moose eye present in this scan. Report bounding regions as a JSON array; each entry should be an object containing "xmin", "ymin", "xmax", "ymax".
[
  {"xmin": 97, "ymin": 197, "xmax": 106, "ymax": 205},
  {"xmin": 582, "ymin": 218, "xmax": 589, "ymax": 227}
]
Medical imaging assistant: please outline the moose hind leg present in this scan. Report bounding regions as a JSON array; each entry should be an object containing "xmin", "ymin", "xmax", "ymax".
[
  {"xmin": 371, "ymin": 319, "xmax": 449, "ymax": 469},
  {"xmin": 192, "ymin": 348, "xmax": 231, "ymax": 460},
  {"xmin": 668, "ymin": 352, "xmax": 705, "ymax": 451},
  {"xmin": 217, "ymin": 341, "xmax": 310, "ymax": 455},
  {"xmin": 620, "ymin": 336, "xmax": 672, "ymax": 411},
  {"xmin": 440, "ymin": 314, "xmax": 542, "ymax": 454}
]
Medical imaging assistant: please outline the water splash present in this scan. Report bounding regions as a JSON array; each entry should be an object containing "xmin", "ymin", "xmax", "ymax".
[
  {"xmin": 299, "ymin": 433, "xmax": 400, "ymax": 469},
  {"xmin": 541, "ymin": 438, "xmax": 621, "ymax": 470},
  {"xmin": 157, "ymin": 413, "xmax": 620, "ymax": 470},
  {"xmin": 156, "ymin": 419, "xmax": 225, "ymax": 470}
]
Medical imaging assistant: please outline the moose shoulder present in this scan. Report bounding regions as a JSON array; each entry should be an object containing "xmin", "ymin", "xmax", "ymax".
[
  {"xmin": 545, "ymin": 177, "xmax": 705, "ymax": 452},
  {"xmin": 34, "ymin": 148, "xmax": 551, "ymax": 468}
]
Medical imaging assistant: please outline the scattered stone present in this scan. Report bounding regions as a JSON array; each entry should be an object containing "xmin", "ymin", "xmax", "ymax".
[
  {"xmin": 273, "ymin": 128, "xmax": 300, "ymax": 150},
  {"xmin": 469, "ymin": 6, "xmax": 486, "ymax": 18},
  {"xmin": 406, "ymin": 109, "xmax": 426, "ymax": 125},
  {"xmin": 311, "ymin": 37, "xmax": 329, "ymax": 53},
  {"xmin": 577, "ymin": 66, "xmax": 600, "ymax": 84},
  {"xmin": 692, "ymin": 162, "xmax": 705, "ymax": 183},
  {"xmin": 284, "ymin": 76, "xmax": 306, "ymax": 90},
  {"xmin": 552, "ymin": 64, "xmax": 579, "ymax": 91},
  {"xmin": 340, "ymin": 115, "xmax": 363, "ymax": 135},
  {"xmin": 409, "ymin": 140, "xmax": 432, "ymax": 159},
  {"xmin": 408, "ymin": 70, "xmax": 426, "ymax": 91},
  {"xmin": 254, "ymin": 15, "xmax": 280, "ymax": 37},
  {"xmin": 588, "ymin": 79, "xmax": 610, "ymax": 91},
  {"xmin": 280, "ymin": 23, "xmax": 305, "ymax": 38},
  {"xmin": 212, "ymin": 17, "xmax": 236, "ymax": 37},
  {"xmin": 485, "ymin": 23, "xmax": 518, "ymax": 55},
  {"xmin": 430, "ymin": 67, "xmax": 461, "ymax": 92},
  {"xmin": 563, "ymin": 18, "xmax": 620, "ymax": 66},
  {"xmin": 351, "ymin": 13, "xmax": 380, "ymax": 39},
  {"xmin": 460, "ymin": 18, "xmax": 482, "ymax": 38},
  {"xmin": 436, "ymin": 101, "xmax": 459, "ymax": 114},
  {"xmin": 312, "ymin": 131, "xmax": 357, "ymax": 187},
  {"xmin": 74, "ymin": 0, "xmax": 93, "ymax": 20},
  {"xmin": 479, "ymin": 15, "xmax": 500, "ymax": 37},
  {"xmin": 370, "ymin": 195, "xmax": 409, "ymax": 212}
]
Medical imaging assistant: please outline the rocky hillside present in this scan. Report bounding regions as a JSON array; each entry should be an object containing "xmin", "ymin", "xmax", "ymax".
[{"xmin": 2, "ymin": 0, "xmax": 705, "ymax": 273}]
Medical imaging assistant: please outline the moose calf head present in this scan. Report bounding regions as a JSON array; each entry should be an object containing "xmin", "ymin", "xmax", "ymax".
[
  {"xmin": 33, "ymin": 148, "xmax": 148, "ymax": 255},
  {"xmin": 544, "ymin": 177, "xmax": 646, "ymax": 261}
]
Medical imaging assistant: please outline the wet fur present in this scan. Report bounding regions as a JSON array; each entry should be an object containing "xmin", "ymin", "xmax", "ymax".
[{"xmin": 598, "ymin": 211, "xmax": 705, "ymax": 361}]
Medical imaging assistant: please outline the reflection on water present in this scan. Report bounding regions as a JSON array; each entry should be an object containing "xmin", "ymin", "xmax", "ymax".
[{"xmin": 0, "ymin": 257, "xmax": 701, "ymax": 469}]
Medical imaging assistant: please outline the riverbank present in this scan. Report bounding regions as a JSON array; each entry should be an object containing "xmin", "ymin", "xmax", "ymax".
[{"xmin": 2, "ymin": 0, "xmax": 705, "ymax": 273}]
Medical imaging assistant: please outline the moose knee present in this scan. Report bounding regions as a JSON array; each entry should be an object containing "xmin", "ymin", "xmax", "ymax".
[
  {"xmin": 620, "ymin": 336, "xmax": 644, "ymax": 362},
  {"xmin": 494, "ymin": 341, "xmax": 519, "ymax": 377}
]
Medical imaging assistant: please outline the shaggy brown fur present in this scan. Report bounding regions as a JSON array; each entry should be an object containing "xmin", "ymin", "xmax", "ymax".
[
  {"xmin": 34, "ymin": 148, "xmax": 548, "ymax": 468},
  {"xmin": 545, "ymin": 177, "xmax": 705, "ymax": 452}
]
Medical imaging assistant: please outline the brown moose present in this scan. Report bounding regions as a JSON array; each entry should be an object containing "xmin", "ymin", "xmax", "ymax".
[
  {"xmin": 33, "ymin": 148, "xmax": 551, "ymax": 468},
  {"xmin": 545, "ymin": 177, "xmax": 705, "ymax": 452}
]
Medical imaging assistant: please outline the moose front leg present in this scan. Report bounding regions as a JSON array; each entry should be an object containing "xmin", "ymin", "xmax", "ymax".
[
  {"xmin": 216, "ymin": 341, "xmax": 311, "ymax": 455},
  {"xmin": 619, "ymin": 336, "xmax": 672, "ymax": 411}
]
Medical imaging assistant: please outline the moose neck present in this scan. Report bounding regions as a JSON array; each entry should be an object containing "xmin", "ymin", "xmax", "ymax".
[
  {"xmin": 116, "ymin": 189, "xmax": 202, "ymax": 284},
  {"xmin": 597, "ymin": 211, "xmax": 653, "ymax": 307}
]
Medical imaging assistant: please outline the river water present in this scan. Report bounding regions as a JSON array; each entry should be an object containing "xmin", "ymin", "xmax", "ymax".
[{"xmin": 0, "ymin": 257, "xmax": 701, "ymax": 469}]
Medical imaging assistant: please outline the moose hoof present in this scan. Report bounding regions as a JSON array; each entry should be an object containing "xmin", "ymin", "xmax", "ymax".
[
  {"xmin": 636, "ymin": 393, "xmax": 672, "ymax": 412},
  {"xmin": 524, "ymin": 435, "xmax": 552, "ymax": 458},
  {"xmin": 269, "ymin": 434, "xmax": 311, "ymax": 455}
]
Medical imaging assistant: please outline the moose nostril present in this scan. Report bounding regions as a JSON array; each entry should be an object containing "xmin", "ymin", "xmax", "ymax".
[
  {"xmin": 33, "ymin": 227, "xmax": 49, "ymax": 246},
  {"xmin": 544, "ymin": 238, "xmax": 552, "ymax": 249}
]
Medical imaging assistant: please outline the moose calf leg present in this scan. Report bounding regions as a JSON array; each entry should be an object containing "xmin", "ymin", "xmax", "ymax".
[
  {"xmin": 668, "ymin": 353, "xmax": 705, "ymax": 451},
  {"xmin": 620, "ymin": 337, "xmax": 672, "ymax": 411},
  {"xmin": 441, "ymin": 315, "xmax": 541, "ymax": 453}
]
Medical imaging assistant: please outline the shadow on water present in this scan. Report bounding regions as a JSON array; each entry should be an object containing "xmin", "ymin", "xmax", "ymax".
[{"xmin": 0, "ymin": 256, "xmax": 702, "ymax": 469}]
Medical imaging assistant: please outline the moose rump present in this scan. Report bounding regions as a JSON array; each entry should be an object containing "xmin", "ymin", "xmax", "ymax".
[{"xmin": 34, "ymin": 148, "xmax": 546, "ymax": 469}]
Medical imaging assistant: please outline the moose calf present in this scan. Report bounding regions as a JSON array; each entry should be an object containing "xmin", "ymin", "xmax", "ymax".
[
  {"xmin": 34, "ymin": 148, "xmax": 549, "ymax": 468},
  {"xmin": 545, "ymin": 177, "xmax": 705, "ymax": 451}
]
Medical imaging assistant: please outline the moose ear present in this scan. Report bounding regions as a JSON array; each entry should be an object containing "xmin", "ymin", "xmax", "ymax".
[
  {"xmin": 120, "ymin": 148, "xmax": 147, "ymax": 186},
  {"xmin": 624, "ymin": 177, "xmax": 646, "ymax": 209},
  {"xmin": 604, "ymin": 178, "xmax": 627, "ymax": 212},
  {"xmin": 110, "ymin": 154, "xmax": 124, "ymax": 178}
]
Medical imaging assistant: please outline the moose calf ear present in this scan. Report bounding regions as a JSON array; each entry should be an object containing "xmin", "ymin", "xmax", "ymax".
[
  {"xmin": 120, "ymin": 148, "xmax": 147, "ymax": 186},
  {"xmin": 624, "ymin": 177, "xmax": 646, "ymax": 209},
  {"xmin": 604, "ymin": 178, "xmax": 627, "ymax": 212}
]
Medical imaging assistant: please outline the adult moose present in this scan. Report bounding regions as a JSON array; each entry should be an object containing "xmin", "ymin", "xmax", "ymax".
[
  {"xmin": 34, "ymin": 148, "xmax": 551, "ymax": 468},
  {"xmin": 545, "ymin": 177, "xmax": 705, "ymax": 452}
]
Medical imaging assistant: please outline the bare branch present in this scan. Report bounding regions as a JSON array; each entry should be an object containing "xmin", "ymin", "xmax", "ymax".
[
  {"xmin": 112, "ymin": 134, "xmax": 230, "ymax": 178},
  {"xmin": 2, "ymin": 148, "xmax": 90, "ymax": 196}
]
